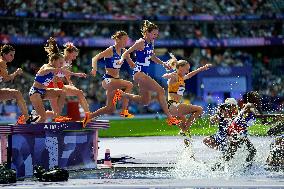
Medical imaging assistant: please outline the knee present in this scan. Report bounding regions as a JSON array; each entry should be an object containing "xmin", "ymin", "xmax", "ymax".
[
  {"xmin": 196, "ymin": 106, "xmax": 203, "ymax": 114},
  {"xmin": 13, "ymin": 90, "xmax": 22, "ymax": 99},
  {"xmin": 76, "ymin": 89, "xmax": 85, "ymax": 97},
  {"xmin": 125, "ymin": 82, "xmax": 133, "ymax": 91}
]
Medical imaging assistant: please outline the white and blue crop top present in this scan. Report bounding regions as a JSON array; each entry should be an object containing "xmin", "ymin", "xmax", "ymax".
[
  {"xmin": 104, "ymin": 46, "xmax": 123, "ymax": 69},
  {"xmin": 135, "ymin": 39, "xmax": 153, "ymax": 67},
  {"xmin": 34, "ymin": 72, "xmax": 54, "ymax": 86}
]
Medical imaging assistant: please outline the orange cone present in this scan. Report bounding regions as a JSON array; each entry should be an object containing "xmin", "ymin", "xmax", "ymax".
[{"xmin": 103, "ymin": 149, "xmax": 112, "ymax": 168}]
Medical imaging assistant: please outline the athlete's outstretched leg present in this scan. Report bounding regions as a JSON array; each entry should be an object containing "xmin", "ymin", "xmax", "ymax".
[{"xmin": 0, "ymin": 89, "xmax": 29, "ymax": 123}]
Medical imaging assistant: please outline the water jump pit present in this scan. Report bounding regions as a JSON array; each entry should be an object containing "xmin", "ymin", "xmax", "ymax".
[{"xmin": 0, "ymin": 125, "xmax": 283, "ymax": 188}]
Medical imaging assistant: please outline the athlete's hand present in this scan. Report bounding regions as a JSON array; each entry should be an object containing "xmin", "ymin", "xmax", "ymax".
[
  {"xmin": 75, "ymin": 73, "xmax": 87, "ymax": 78},
  {"xmin": 15, "ymin": 68, "xmax": 23, "ymax": 75},
  {"xmin": 117, "ymin": 58, "xmax": 124, "ymax": 65},
  {"xmin": 91, "ymin": 69, "xmax": 96, "ymax": 77},
  {"xmin": 201, "ymin": 64, "xmax": 212, "ymax": 71},
  {"xmin": 129, "ymin": 62, "xmax": 135, "ymax": 69},
  {"xmin": 206, "ymin": 63, "xmax": 213, "ymax": 68},
  {"xmin": 163, "ymin": 62, "xmax": 172, "ymax": 71}
]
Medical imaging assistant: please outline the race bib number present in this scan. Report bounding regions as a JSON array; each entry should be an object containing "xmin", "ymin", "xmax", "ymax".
[
  {"xmin": 134, "ymin": 65, "xmax": 142, "ymax": 72},
  {"xmin": 113, "ymin": 59, "xmax": 122, "ymax": 69},
  {"xmin": 177, "ymin": 86, "xmax": 185, "ymax": 96},
  {"xmin": 137, "ymin": 56, "xmax": 151, "ymax": 67},
  {"xmin": 56, "ymin": 72, "xmax": 65, "ymax": 78},
  {"xmin": 103, "ymin": 78, "xmax": 112, "ymax": 84},
  {"xmin": 144, "ymin": 56, "xmax": 151, "ymax": 66}
]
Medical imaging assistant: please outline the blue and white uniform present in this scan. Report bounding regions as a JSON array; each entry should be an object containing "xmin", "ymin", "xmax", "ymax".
[
  {"xmin": 103, "ymin": 46, "xmax": 123, "ymax": 84},
  {"xmin": 211, "ymin": 116, "xmax": 231, "ymax": 151},
  {"xmin": 133, "ymin": 39, "xmax": 154, "ymax": 76},
  {"xmin": 29, "ymin": 72, "xmax": 54, "ymax": 97},
  {"xmin": 227, "ymin": 106, "xmax": 256, "ymax": 138}
]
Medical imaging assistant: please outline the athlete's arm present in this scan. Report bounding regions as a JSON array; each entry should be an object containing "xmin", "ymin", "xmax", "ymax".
[
  {"xmin": 39, "ymin": 66, "xmax": 75, "ymax": 78},
  {"xmin": 55, "ymin": 66, "xmax": 73, "ymax": 86},
  {"xmin": 163, "ymin": 73, "xmax": 178, "ymax": 89},
  {"xmin": 91, "ymin": 47, "xmax": 113, "ymax": 76},
  {"xmin": 0, "ymin": 67, "xmax": 22, "ymax": 82},
  {"xmin": 64, "ymin": 74, "xmax": 73, "ymax": 85},
  {"xmin": 243, "ymin": 103, "xmax": 265, "ymax": 119},
  {"xmin": 70, "ymin": 72, "xmax": 87, "ymax": 78},
  {"xmin": 150, "ymin": 53, "xmax": 164, "ymax": 64},
  {"xmin": 125, "ymin": 54, "xmax": 135, "ymax": 68},
  {"xmin": 119, "ymin": 39, "xmax": 144, "ymax": 65},
  {"xmin": 184, "ymin": 64, "xmax": 212, "ymax": 80},
  {"xmin": 122, "ymin": 48, "xmax": 135, "ymax": 68},
  {"xmin": 162, "ymin": 72, "xmax": 178, "ymax": 80},
  {"xmin": 40, "ymin": 66, "xmax": 65, "ymax": 74},
  {"xmin": 151, "ymin": 53, "xmax": 171, "ymax": 70}
]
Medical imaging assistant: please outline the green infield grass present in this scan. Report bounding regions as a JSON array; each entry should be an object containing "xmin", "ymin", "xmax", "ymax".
[{"xmin": 99, "ymin": 118, "xmax": 271, "ymax": 137}]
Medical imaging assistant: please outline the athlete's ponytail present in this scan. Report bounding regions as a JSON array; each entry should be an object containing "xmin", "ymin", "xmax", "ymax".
[
  {"xmin": 168, "ymin": 53, "xmax": 189, "ymax": 70},
  {"xmin": 63, "ymin": 42, "xmax": 79, "ymax": 53},
  {"xmin": 168, "ymin": 53, "xmax": 178, "ymax": 70},
  {"xmin": 44, "ymin": 37, "xmax": 63, "ymax": 62},
  {"xmin": 44, "ymin": 37, "xmax": 60, "ymax": 56},
  {"xmin": 141, "ymin": 20, "xmax": 158, "ymax": 36}
]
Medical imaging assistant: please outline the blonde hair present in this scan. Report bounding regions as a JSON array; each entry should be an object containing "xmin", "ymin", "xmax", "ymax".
[
  {"xmin": 63, "ymin": 42, "xmax": 79, "ymax": 53},
  {"xmin": 111, "ymin": 31, "xmax": 128, "ymax": 40},
  {"xmin": 44, "ymin": 37, "xmax": 63, "ymax": 62},
  {"xmin": 141, "ymin": 20, "xmax": 158, "ymax": 36},
  {"xmin": 168, "ymin": 53, "xmax": 189, "ymax": 70}
]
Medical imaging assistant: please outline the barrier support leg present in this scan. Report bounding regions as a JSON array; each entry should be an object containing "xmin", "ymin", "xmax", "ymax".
[
  {"xmin": 7, "ymin": 135, "xmax": 12, "ymax": 168},
  {"xmin": 92, "ymin": 129, "xmax": 99, "ymax": 163},
  {"xmin": 0, "ymin": 135, "xmax": 7, "ymax": 164}
]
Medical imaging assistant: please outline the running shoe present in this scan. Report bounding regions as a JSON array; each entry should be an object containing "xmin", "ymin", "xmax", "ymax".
[
  {"xmin": 166, "ymin": 117, "xmax": 182, "ymax": 126},
  {"xmin": 16, "ymin": 114, "xmax": 26, "ymax": 125},
  {"xmin": 120, "ymin": 110, "xmax": 134, "ymax": 118},
  {"xmin": 54, "ymin": 116, "xmax": 72, "ymax": 122}
]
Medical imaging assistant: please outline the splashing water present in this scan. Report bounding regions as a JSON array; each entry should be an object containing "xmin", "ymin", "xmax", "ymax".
[
  {"xmin": 172, "ymin": 146, "xmax": 211, "ymax": 179},
  {"xmin": 56, "ymin": 135, "xmax": 283, "ymax": 188},
  {"xmin": 171, "ymin": 137, "xmax": 283, "ymax": 181}
]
